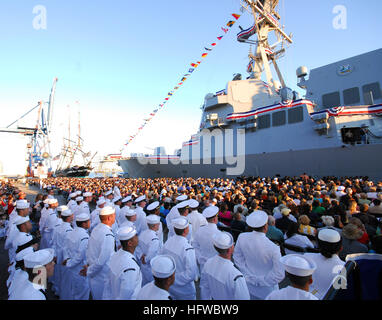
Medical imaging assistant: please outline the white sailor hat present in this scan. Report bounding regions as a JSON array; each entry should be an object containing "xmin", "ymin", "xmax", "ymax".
[
  {"xmin": 337, "ymin": 186, "xmax": 345, "ymax": 191},
  {"xmin": 76, "ymin": 212, "xmax": 90, "ymax": 222},
  {"xmin": 176, "ymin": 195, "xmax": 187, "ymax": 202},
  {"xmin": 280, "ymin": 254, "xmax": 317, "ymax": 277},
  {"xmin": 100, "ymin": 206, "xmax": 115, "ymax": 216},
  {"xmin": 134, "ymin": 195, "xmax": 146, "ymax": 203},
  {"xmin": 16, "ymin": 200, "xmax": 29, "ymax": 209},
  {"xmin": 146, "ymin": 214, "xmax": 160, "ymax": 225},
  {"xmin": 97, "ymin": 197, "xmax": 106, "ymax": 206},
  {"xmin": 124, "ymin": 208, "xmax": 136, "ymax": 217},
  {"xmin": 213, "ymin": 231, "xmax": 234, "ymax": 250},
  {"xmin": 83, "ymin": 192, "xmax": 92, "ymax": 197},
  {"xmin": 76, "ymin": 191, "xmax": 82, "ymax": 195},
  {"xmin": 24, "ymin": 248, "xmax": 55, "ymax": 269},
  {"xmin": 75, "ymin": 196, "xmax": 83, "ymax": 202},
  {"xmin": 122, "ymin": 196, "xmax": 132, "ymax": 203},
  {"xmin": 57, "ymin": 205, "xmax": 68, "ymax": 212},
  {"xmin": 61, "ymin": 209, "xmax": 73, "ymax": 217},
  {"xmin": 69, "ymin": 192, "xmax": 77, "ymax": 198},
  {"xmin": 14, "ymin": 216, "xmax": 30, "ymax": 226},
  {"xmin": 172, "ymin": 216, "xmax": 189, "ymax": 230},
  {"xmin": 147, "ymin": 201, "xmax": 160, "ymax": 211},
  {"xmin": 117, "ymin": 226, "xmax": 137, "ymax": 241},
  {"xmin": 47, "ymin": 198, "xmax": 58, "ymax": 205},
  {"xmin": 246, "ymin": 210, "xmax": 268, "ymax": 228},
  {"xmin": 188, "ymin": 199, "xmax": 199, "ymax": 209},
  {"xmin": 16, "ymin": 246, "xmax": 34, "ymax": 262},
  {"xmin": 281, "ymin": 208, "xmax": 291, "ymax": 216},
  {"xmin": 318, "ymin": 228, "xmax": 341, "ymax": 243},
  {"xmin": 177, "ymin": 200, "xmax": 190, "ymax": 210},
  {"xmin": 150, "ymin": 255, "xmax": 176, "ymax": 279},
  {"xmin": 104, "ymin": 190, "xmax": 113, "ymax": 196},
  {"xmin": 43, "ymin": 199, "xmax": 50, "ymax": 205},
  {"xmin": 202, "ymin": 205, "xmax": 219, "ymax": 219},
  {"xmin": 113, "ymin": 196, "xmax": 122, "ymax": 203}
]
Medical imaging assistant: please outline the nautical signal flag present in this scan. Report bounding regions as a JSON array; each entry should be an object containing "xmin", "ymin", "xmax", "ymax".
[
  {"xmin": 190, "ymin": 63, "xmax": 199, "ymax": 68},
  {"xmin": 202, "ymin": 53, "xmax": 208, "ymax": 58},
  {"xmin": 181, "ymin": 77, "xmax": 187, "ymax": 81},
  {"xmin": 227, "ymin": 20, "xmax": 235, "ymax": 27},
  {"xmin": 211, "ymin": 43, "xmax": 217, "ymax": 46},
  {"xmin": 178, "ymin": 82, "xmax": 183, "ymax": 85},
  {"xmin": 232, "ymin": 13, "xmax": 241, "ymax": 20},
  {"xmin": 205, "ymin": 47, "xmax": 212, "ymax": 51},
  {"xmin": 221, "ymin": 27, "xmax": 228, "ymax": 33},
  {"xmin": 188, "ymin": 68, "xmax": 194, "ymax": 73},
  {"xmin": 217, "ymin": 36, "xmax": 223, "ymax": 40}
]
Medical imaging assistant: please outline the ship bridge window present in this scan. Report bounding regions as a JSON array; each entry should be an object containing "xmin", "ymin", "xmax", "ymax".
[
  {"xmin": 288, "ymin": 107, "xmax": 304, "ymax": 124},
  {"xmin": 272, "ymin": 110, "xmax": 286, "ymax": 127},
  {"xmin": 322, "ymin": 91, "xmax": 341, "ymax": 108},
  {"xmin": 362, "ymin": 82, "xmax": 381, "ymax": 104},
  {"xmin": 343, "ymin": 87, "xmax": 360, "ymax": 105},
  {"xmin": 258, "ymin": 114, "xmax": 271, "ymax": 129}
]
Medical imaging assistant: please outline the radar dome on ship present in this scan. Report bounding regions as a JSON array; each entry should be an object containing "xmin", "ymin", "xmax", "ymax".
[{"xmin": 296, "ymin": 66, "xmax": 308, "ymax": 78}]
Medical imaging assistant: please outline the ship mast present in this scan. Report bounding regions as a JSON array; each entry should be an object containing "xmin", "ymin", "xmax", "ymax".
[{"xmin": 241, "ymin": 0, "xmax": 292, "ymax": 88}]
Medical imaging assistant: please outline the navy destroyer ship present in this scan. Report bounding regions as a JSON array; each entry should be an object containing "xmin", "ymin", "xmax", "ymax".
[{"xmin": 119, "ymin": 0, "xmax": 382, "ymax": 179}]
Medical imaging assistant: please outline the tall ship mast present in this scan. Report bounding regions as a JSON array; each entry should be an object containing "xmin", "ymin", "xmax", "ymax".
[{"xmin": 119, "ymin": 0, "xmax": 382, "ymax": 179}]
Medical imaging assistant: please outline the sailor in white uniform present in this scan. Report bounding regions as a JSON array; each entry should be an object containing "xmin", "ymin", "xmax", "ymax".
[
  {"xmin": 265, "ymin": 254, "xmax": 318, "ymax": 300},
  {"xmin": 90, "ymin": 197, "xmax": 106, "ymax": 233},
  {"xmin": 200, "ymin": 231, "xmax": 250, "ymax": 300},
  {"xmin": 161, "ymin": 217, "xmax": 198, "ymax": 300},
  {"xmin": 71, "ymin": 196, "xmax": 84, "ymax": 226},
  {"xmin": 112, "ymin": 196, "xmax": 122, "ymax": 227},
  {"xmin": 136, "ymin": 255, "xmax": 176, "ymax": 300},
  {"xmin": 67, "ymin": 192, "xmax": 78, "ymax": 212},
  {"xmin": 134, "ymin": 196, "xmax": 148, "ymax": 235},
  {"xmin": 40, "ymin": 199, "xmax": 59, "ymax": 250},
  {"xmin": 5, "ymin": 200, "xmax": 31, "ymax": 263},
  {"xmin": 104, "ymin": 190, "xmax": 114, "ymax": 208},
  {"xmin": 192, "ymin": 206, "xmax": 221, "ymax": 273},
  {"xmin": 103, "ymin": 226, "xmax": 142, "ymax": 300},
  {"xmin": 8, "ymin": 244, "xmax": 35, "ymax": 299},
  {"xmin": 145, "ymin": 201, "xmax": 164, "ymax": 244},
  {"xmin": 304, "ymin": 229, "xmax": 345, "ymax": 299},
  {"xmin": 118, "ymin": 196, "xmax": 133, "ymax": 226},
  {"xmin": 187, "ymin": 199, "xmax": 207, "ymax": 242},
  {"xmin": 135, "ymin": 214, "xmax": 162, "ymax": 285},
  {"xmin": 38, "ymin": 199, "xmax": 50, "ymax": 238},
  {"xmin": 86, "ymin": 206, "xmax": 116, "ymax": 300},
  {"xmin": 56, "ymin": 209, "xmax": 74, "ymax": 299},
  {"xmin": 113, "ymin": 182, "xmax": 122, "ymax": 199},
  {"xmin": 64, "ymin": 212, "xmax": 91, "ymax": 300},
  {"xmin": 168, "ymin": 200, "xmax": 192, "ymax": 242},
  {"xmin": 233, "ymin": 210, "xmax": 285, "ymax": 300},
  {"xmin": 79, "ymin": 192, "xmax": 92, "ymax": 215},
  {"xmin": 165, "ymin": 195, "xmax": 188, "ymax": 236},
  {"xmin": 9, "ymin": 248, "xmax": 55, "ymax": 300}
]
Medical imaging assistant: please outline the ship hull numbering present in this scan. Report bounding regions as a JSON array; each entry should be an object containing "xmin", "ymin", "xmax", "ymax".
[{"xmin": 119, "ymin": 144, "xmax": 382, "ymax": 180}]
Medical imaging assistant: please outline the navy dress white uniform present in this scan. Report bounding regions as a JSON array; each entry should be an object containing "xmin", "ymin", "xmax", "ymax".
[
  {"xmin": 165, "ymin": 195, "xmax": 187, "ymax": 238},
  {"xmin": 161, "ymin": 217, "xmax": 198, "ymax": 300},
  {"xmin": 55, "ymin": 209, "xmax": 74, "ymax": 298},
  {"xmin": 67, "ymin": 193, "xmax": 78, "ymax": 211},
  {"xmin": 118, "ymin": 196, "xmax": 133, "ymax": 226},
  {"xmin": 90, "ymin": 197, "xmax": 106, "ymax": 233},
  {"xmin": 137, "ymin": 255, "xmax": 176, "ymax": 300},
  {"xmin": 134, "ymin": 196, "xmax": 148, "ymax": 235},
  {"xmin": 192, "ymin": 206, "xmax": 221, "ymax": 272},
  {"xmin": 304, "ymin": 229, "xmax": 345, "ymax": 299},
  {"xmin": 103, "ymin": 226, "xmax": 142, "ymax": 300},
  {"xmin": 9, "ymin": 249, "xmax": 55, "ymax": 300},
  {"xmin": 8, "ymin": 246, "xmax": 34, "ymax": 299},
  {"xmin": 65, "ymin": 213, "xmax": 91, "ymax": 300},
  {"xmin": 265, "ymin": 254, "xmax": 318, "ymax": 300},
  {"xmin": 86, "ymin": 206, "xmax": 117, "ymax": 300},
  {"xmin": 233, "ymin": 210, "xmax": 285, "ymax": 300},
  {"xmin": 200, "ymin": 232, "xmax": 250, "ymax": 300},
  {"xmin": 6, "ymin": 215, "xmax": 30, "ymax": 267},
  {"xmin": 135, "ymin": 214, "xmax": 162, "ymax": 285},
  {"xmin": 187, "ymin": 199, "xmax": 207, "ymax": 241}
]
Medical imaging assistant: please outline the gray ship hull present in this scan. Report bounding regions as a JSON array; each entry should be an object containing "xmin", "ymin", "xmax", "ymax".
[{"xmin": 119, "ymin": 144, "xmax": 382, "ymax": 180}]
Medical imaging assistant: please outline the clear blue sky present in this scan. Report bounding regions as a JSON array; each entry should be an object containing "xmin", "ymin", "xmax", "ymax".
[{"xmin": 0, "ymin": 0, "xmax": 381, "ymax": 173}]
